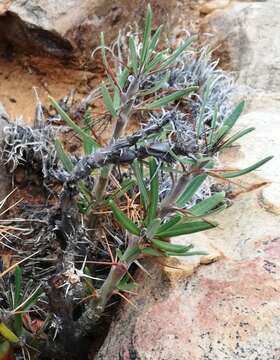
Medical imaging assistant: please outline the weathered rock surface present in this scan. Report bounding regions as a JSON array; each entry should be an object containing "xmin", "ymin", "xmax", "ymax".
[
  {"xmin": 0, "ymin": 0, "xmax": 190, "ymax": 58},
  {"xmin": 97, "ymin": 1, "xmax": 280, "ymax": 359}
]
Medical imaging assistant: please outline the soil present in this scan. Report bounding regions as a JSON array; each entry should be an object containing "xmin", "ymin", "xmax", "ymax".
[{"xmin": 0, "ymin": 0, "xmax": 201, "ymax": 123}]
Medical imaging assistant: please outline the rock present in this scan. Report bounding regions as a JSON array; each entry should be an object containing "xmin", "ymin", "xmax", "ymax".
[
  {"xmin": 97, "ymin": 239, "xmax": 280, "ymax": 360},
  {"xmin": 0, "ymin": 0, "xmax": 186, "ymax": 58},
  {"xmin": 162, "ymin": 239, "xmax": 223, "ymax": 286},
  {"xmin": 97, "ymin": 1, "xmax": 280, "ymax": 359},
  {"xmin": 261, "ymin": 183, "xmax": 280, "ymax": 216},
  {"xmin": 200, "ymin": 0, "xmax": 280, "ymax": 96},
  {"xmin": 200, "ymin": 0, "xmax": 231, "ymax": 15},
  {"xmin": 0, "ymin": 103, "xmax": 11, "ymax": 201}
]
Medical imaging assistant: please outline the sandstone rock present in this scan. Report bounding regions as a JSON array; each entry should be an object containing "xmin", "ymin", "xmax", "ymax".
[
  {"xmin": 97, "ymin": 1, "xmax": 280, "ymax": 359},
  {"xmin": 0, "ymin": 0, "xmax": 184, "ymax": 58},
  {"xmin": 97, "ymin": 239, "xmax": 280, "ymax": 360},
  {"xmin": 261, "ymin": 183, "xmax": 280, "ymax": 216},
  {"xmin": 200, "ymin": 0, "xmax": 280, "ymax": 96},
  {"xmin": 200, "ymin": 0, "xmax": 231, "ymax": 15}
]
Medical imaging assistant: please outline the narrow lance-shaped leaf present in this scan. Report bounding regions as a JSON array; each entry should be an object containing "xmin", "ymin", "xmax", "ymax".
[
  {"xmin": 143, "ymin": 87, "xmax": 197, "ymax": 110},
  {"xmin": 176, "ymin": 174, "xmax": 207, "ymax": 208},
  {"xmin": 132, "ymin": 159, "xmax": 149, "ymax": 209},
  {"xmin": 113, "ymin": 67, "xmax": 129, "ymax": 108},
  {"xmin": 54, "ymin": 139, "xmax": 74, "ymax": 172},
  {"xmin": 122, "ymin": 246, "xmax": 141, "ymax": 262},
  {"xmin": 0, "ymin": 323, "xmax": 19, "ymax": 344},
  {"xmin": 144, "ymin": 50, "xmax": 167, "ymax": 73},
  {"xmin": 14, "ymin": 266, "xmax": 22, "ymax": 307},
  {"xmin": 139, "ymin": 72, "xmax": 170, "ymax": 96},
  {"xmin": 211, "ymin": 101, "xmax": 245, "ymax": 144},
  {"xmin": 100, "ymin": 82, "xmax": 118, "ymax": 118},
  {"xmin": 165, "ymin": 250, "xmax": 208, "ymax": 257},
  {"xmin": 109, "ymin": 199, "xmax": 140, "ymax": 236},
  {"xmin": 157, "ymin": 220, "xmax": 217, "ymax": 237},
  {"xmin": 18, "ymin": 286, "xmax": 43, "ymax": 312},
  {"xmin": 49, "ymin": 96, "xmax": 99, "ymax": 150},
  {"xmin": 146, "ymin": 218, "xmax": 161, "ymax": 240},
  {"xmin": 83, "ymin": 110, "xmax": 95, "ymax": 155},
  {"xmin": 156, "ymin": 213, "xmax": 182, "ymax": 234},
  {"xmin": 100, "ymin": 32, "xmax": 108, "ymax": 68},
  {"xmin": 208, "ymin": 107, "xmax": 218, "ymax": 145},
  {"xmin": 145, "ymin": 24, "xmax": 163, "ymax": 65},
  {"xmin": 145, "ymin": 158, "xmax": 159, "ymax": 224},
  {"xmin": 140, "ymin": 4, "xmax": 153, "ymax": 65},
  {"xmin": 220, "ymin": 156, "xmax": 273, "ymax": 178},
  {"xmin": 141, "ymin": 247, "xmax": 163, "ymax": 257},
  {"xmin": 189, "ymin": 192, "xmax": 226, "ymax": 217},
  {"xmin": 159, "ymin": 35, "xmax": 197, "ymax": 69},
  {"xmin": 152, "ymin": 238, "xmax": 194, "ymax": 253},
  {"xmin": 220, "ymin": 127, "xmax": 255, "ymax": 149},
  {"xmin": 129, "ymin": 36, "xmax": 139, "ymax": 74}
]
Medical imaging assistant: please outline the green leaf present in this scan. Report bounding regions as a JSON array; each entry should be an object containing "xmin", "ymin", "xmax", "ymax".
[
  {"xmin": 54, "ymin": 139, "xmax": 74, "ymax": 172},
  {"xmin": 176, "ymin": 174, "xmax": 208, "ymax": 208},
  {"xmin": 144, "ymin": 50, "xmax": 167, "ymax": 73},
  {"xmin": 140, "ymin": 4, "xmax": 153, "ymax": 65},
  {"xmin": 83, "ymin": 267, "xmax": 95, "ymax": 294},
  {"xmin": 139, "ymin": 72, "xmax": 170, "ymax": 96},
  {"xmin": 122, "ymin": 246, "xmax": 141, "ymax": 262},
  {"xmin": 49, "ymin": 96, "xmax": 99, "ymax": 150},
  {"xmin": 100, "ymin": 82, "xmax": 117, "ymax": 117},
  {"xmin": 146, "ymin": 218, "xmax": 161, "ymax": 240},
  {"xmin": 141, "ymin": 247, "xmax": 163, "ymax": 257},
  {"xmin": 100, "ymin": 32, "xmax": 108, "ymax": 68},
  {"xmin": 165, "ymin": 250, "xmax": 208, "ymax": 257},
  {"xmin": 113, "ymin": 68, "xmax": 130, "ymax": 108},
  {"xmin": 190, "ymin": 192, "xmax": 226, "ymax": 216},
  {"xmin": 110, "ymin": 179, "xmax": 136, "ymax": 201},
  {"xmin": 0, "ymin": 323, "xmax": 19, "ymax": 344},
  {"xmin": 143, "ymin": 87, "xmax": 197, "ymax": 110},
  {"xmin": 211, "ymin": 101, "xmax": 245, "ymax": 144},
  {"xmin": 109, "ymin": 199, "xmax": 141, "ymax": 236},
  {"xmin": 220, "ymin": 127, "xmax": 255, "ymax": 149},
  {"xmin": 221, "ymin": 156, "xmax": 273, "ymax": 178},
  {"xmin": 157, "ymin": 220, "xmax": 217, "ymax": 237},
  {"xmin": 21, "ymin": 286, "xmax": 43, "ymax": 312},
  {"xmin": 14, "ymin": 266, "xmax": 22, "ymax": 307},
  {"xmin": 145, "ymin": 158, "xmax": 159, "ymax": 224},
  {"xmin": 82, "ymin": 111, "xmax": 94, "ymax": 155},
  {"xmin": 145, "ymin": 25, "xmax": 163, "ymax": 64},
  {"xmin": 208, "ymin": 107, "xmax": 218, "ymax": 145},
  {"xmin": 196, "ymin": 78, "xmax": 212, "ymax": 135},
  {"xmin": 117, "ymin": 274, "xmax": 137, "ymax": 292},
  {"xmin": 156, "ymin": 213, "xmax": 182, "ymax": 234},
  {"xmin": 132, "ymin": 159, "xmax": 149, "ymax": 209},
  {"xmin": 152, "ymin": 238, "xmax": 194, "ymax": 253},
  {"xmin": 129, "ymin": 36, "xmax": 139, "ymax": 74},
  {"xmin": 159, "ymin": 36, "xmax": 197, "ymax": 69}
]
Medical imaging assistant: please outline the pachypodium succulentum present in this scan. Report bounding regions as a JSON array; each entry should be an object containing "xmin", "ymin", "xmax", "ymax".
[{"xmin": 0, "ymin": 4, "xmax": 272, "ymax": 358}]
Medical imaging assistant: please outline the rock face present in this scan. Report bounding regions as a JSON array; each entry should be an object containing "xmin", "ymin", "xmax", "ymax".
[
  {"xmin": 97, "ymin": 1, "xmax": 280, "ymax": 359},
  {"xmin": 0, "ymin": 0, "xmax": 187, "ymax": 58}
]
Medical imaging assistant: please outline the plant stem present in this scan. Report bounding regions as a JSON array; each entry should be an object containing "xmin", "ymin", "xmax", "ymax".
[
  {"xmin": 77, "ymin": 236, "xmax": 140, "ymax": 335},
  {"xmin": 159, "ymin": 173, "xmax": 192, "ymax": 216},
  {"xmin": 93, "ymin": 76, "xmax": 140, "ymax": 202}
]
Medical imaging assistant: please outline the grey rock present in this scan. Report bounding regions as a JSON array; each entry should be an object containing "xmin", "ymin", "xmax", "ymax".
[{"xmin": 0, "ymin": 0, "xmax": 183, "ymax": 58}]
